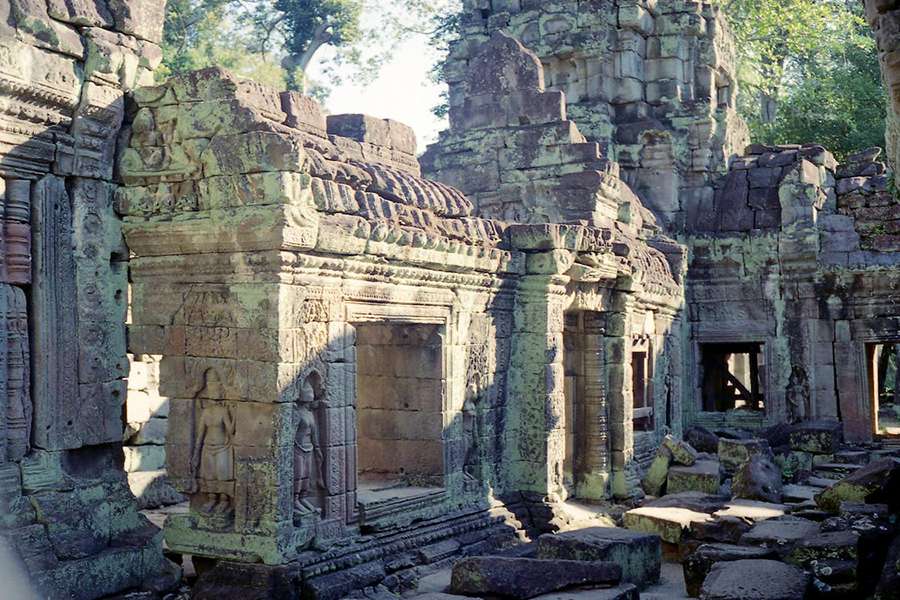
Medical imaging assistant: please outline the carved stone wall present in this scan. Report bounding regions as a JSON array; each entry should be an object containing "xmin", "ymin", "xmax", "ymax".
[
  {"xmin": 119, "ymin": 43, "xmax": 684, "ymax": 592},
  {"xmin": 0, "ymin": 0, "xmax": 174, "ymax": 597},
  {"xmin": 685, "ymin": 144, "xmax": 900, "ymax": 441}
]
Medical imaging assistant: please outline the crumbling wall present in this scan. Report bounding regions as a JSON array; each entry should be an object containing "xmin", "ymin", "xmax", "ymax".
[
  {"xmin": 425, "ymin": 0, "xmax": 749, "ymax": 229},
  {"xmin": 865, "ymin": 0, "xmax": 900, "ymax": 173},
  {"xmin": 686, "ymin": 143, "xmax": 900, "ymax": 441},
  {"xmin": 0, "ymin": 0, "xmax": 174, "ymax": 597}
]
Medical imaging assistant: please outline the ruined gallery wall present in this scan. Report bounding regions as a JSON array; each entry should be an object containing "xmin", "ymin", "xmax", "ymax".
[
  {"xmin": 685, "ymin": 144, "xmax": 900, "ymax": 441},
  {"xmin": 0, "ymin": 0, "xmax": 175, "ymax": 597},
  {"xmin": 865, "ymin": 0, "xmax": 900, "ymax": 172},
  {"xmin": 428, "ymin": 0, "xmax": 749, "ymax": 229}
]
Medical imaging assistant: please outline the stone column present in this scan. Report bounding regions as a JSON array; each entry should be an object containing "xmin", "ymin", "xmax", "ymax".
[{"xmin": 606, "ymin": 290, "xmax": 636, "ymax": 500}]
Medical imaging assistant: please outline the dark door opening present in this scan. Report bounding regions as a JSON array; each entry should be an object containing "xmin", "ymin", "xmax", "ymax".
[
  {"xmin": 868, "ymin": 342, "xmax": 900, "ymax": 436},
  {"xmin": 700, "ymin": 342, "xmax": 765, "ymax": 412}
]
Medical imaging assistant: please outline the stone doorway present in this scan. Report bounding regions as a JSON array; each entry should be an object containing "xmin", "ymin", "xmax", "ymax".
[
  {"xmin": 867, "ymin": 342, "xmax": 900, "ymax": 437},
  {"xmin": 354, "ymin": 322, "xmax": 446, "ymax": 509},
  {"xmin": 563, "ymin": 311, "xmax": 605, "ymax": 498}
]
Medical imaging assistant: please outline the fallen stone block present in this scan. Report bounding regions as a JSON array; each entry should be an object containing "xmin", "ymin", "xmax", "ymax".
[
  {"xmin": 739, "ymin": 516, "xmax": 820, "ymax": 554},
  {"xmin": 642, "ymin": 447, "xmax": 672, "ymax": 497},
  {"xmin": 717, "ymin": 438, "xmax": 771, "ymax": 473},
  {"xmin": 814, "ymin": 458, "xmax": 900, "ymax": 513},
  {"xmin": 663, "ymin": 435, "xmax": 699, "ymax": 466},
  {"xmin": 732, "ymin": 454, "xmax": 783, "ymax": 503},
  {"xmin": 683, "ymin": 544, "xmax": 776, "ymax": 598},
  {"xmin": 699, "ymin": 559, "xmax": 810, "ymax": 600},
  {"xmin": 789, "ymin": 420, "xmax": 843, "ymax": 454},
  {"xmin": 667, "ymin": 461, "xmax": 721, "ymax": 495},
  {"xmin": 624, "ymin": 506, "xmax": 712, "ymax": 544},
  {"xmin": 782, "ymin": 484, "xmax": 819, "ymax": 503},
  {"xmin": 685, "ymin": 426, "xmax": 720, "ymax": 454},
  {"xmin": 688, "ymin": 516, "xmax": 753, "ymax": 544},
  {"xmin": 787, "ymin": 530, "xmax": 859, "ymax": 569},
  {"xmin": 644, "ymin": 492, "xmax": 728, "ymax": 515},
  {"xmin": 537, "ymin": 527, "xmax": 661, "ymax": 589},
  {"xmin": 712, "ymin": 499, "xmax": 786, "ymax": 523},
  {"xmin": 450, "ymin": 556, "xmax": 622, "ymax": 600}
]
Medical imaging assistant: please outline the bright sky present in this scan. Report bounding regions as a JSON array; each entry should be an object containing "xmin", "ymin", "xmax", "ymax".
[{"xmin": 305, "ymin": 18, "xmax": 449, "ymax": 153}]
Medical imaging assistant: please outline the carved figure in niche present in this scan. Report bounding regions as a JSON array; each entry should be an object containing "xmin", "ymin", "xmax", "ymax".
[
  {"xmin": 4, "ymin": 285, "xmax": 30, "ymax": 461},
  {"xmin": 190, "ymin": 369, "xmax": 236, "ymax": 516},
  {"xmin": 786, "ymin": 365, "xmax": 810, "ymax": 423},
  {"xmin": 294, "ymin": 372, "xmax": 325, "ymax": 515}
]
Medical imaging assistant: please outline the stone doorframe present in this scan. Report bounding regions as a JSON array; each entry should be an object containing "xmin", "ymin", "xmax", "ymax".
[{"xmin": 343, "ymin": 301, "xmax": 454, "ymax": 523}]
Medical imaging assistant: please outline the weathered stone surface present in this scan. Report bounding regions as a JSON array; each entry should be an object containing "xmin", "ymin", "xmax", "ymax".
[
  {"xmin": 718, "ymin": 439, "xmax": 772, "ymax": 473},
  {"xmin": 684, "ymin": 544, "xmax": 776, "ymax": 598},
  {"xmin": 815, "ymin": 458, "xmax": 900, "ymax": 513},
  {"xmin": 740, "ymin": 516, "xmax": 820, "ymax": 552},
  {"xmin": 624, "ymin": 506, "xmax": 712, "ymax": 544},
  {"xmin": 450, "ymin": 557, "xmax": 622, "ymax": 600},
  {"xmin": 699, "ymin": 559, "xmax": 810, "ymax": 600},
  {"xmin": 732, "ymin": 455, "xmax": 783, "ymax": 503},
  {"xmin": 537, "ymin": 527, "xmax": 661, "ymax": 589},
  {"xmin": 685, "ymin": 427, "xmax": 720, "ymax": 455},
  {"xmin": 667, "ymin": 461, "xmax": 721, "ymax": 495},
  {"xmin": 663, "ymin": 435, "xmax": 699, "ymax": 466},
  {"xmin": 789, "ymin": 421, "xmax": 843, "ymax": 454},
  {"xmin": 642, "ymin": 447, "xmax": 671, "ymax": 497}
]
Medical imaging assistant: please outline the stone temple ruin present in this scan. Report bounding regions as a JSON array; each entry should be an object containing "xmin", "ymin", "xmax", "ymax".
[{"xmin": 1, "ymin": 0, "xmax": 900, "ymax": 599}]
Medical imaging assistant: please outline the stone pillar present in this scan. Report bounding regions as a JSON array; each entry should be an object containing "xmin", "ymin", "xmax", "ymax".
[{"xmin": 606, "ymin": 291, "xmax": 636, "ymax": 500}]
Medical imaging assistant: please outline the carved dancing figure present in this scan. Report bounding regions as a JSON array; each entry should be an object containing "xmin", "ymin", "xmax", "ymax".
[
  {"xmin": 294, "ymin": 373, "xmax": 325, "ymax": 514},
  {"xmin": 786, "ymin": 365, "xmax": 810, "ymax": 423},
  {"xmin": 190, "ymin": 370, "xmax": 236, "ymax": 515}
]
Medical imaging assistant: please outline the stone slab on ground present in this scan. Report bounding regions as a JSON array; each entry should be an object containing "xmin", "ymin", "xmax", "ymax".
[
  {"xmin": 537, "ymin": 527, "xmax": 661, "ymax": 589},
  {"xmin": 833, "ymin": 450, "xmax": 869, "ymax": 465},
  {"xmin": 666, "ymin": 461, "xmax": 721, "ymax": 495},
  {"xmin": 787, "ymin": 529, "xmax": 860, "ymax": 567},
  {"xmin": 789, "ymin": 420, "xmax": 843, "ymax": 454},
  {"xmin": 782, "ymin": 484, "xmax": 819, "ymax": 503},
  {"xmin": 712, "ymin": 499, "xmax": 786, "ymax": 523},
  {"xmin": 624, "ymin": 506, "xmax": 712, "ymax": 544},
  {"xmin": 739, "ymin": 516, "xmax": 820, "ymax": 551},
  {"xmin": 683, "ymin": 544, "xmax": 776, "ymax": 598},
  {"xmin": 644, "ymin": 492, "xmax": 728, "ymax": 514},
  {"xmin": 688, "ymin": 516, "xmax": 753, "ymax": 545},
  {"xmin": 699, "ymin": 559, "xmax": 810, "ymax": 600},
  {"xmin": 450, "ymin": 556, "xmax": 622, "ymax": 600}
]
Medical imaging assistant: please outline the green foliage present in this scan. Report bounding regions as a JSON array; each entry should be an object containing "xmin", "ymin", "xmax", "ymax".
[
  {"xmin": 715, "ymin": 0, "xmax": 886, "ymax": 157},
  {"xmin": 159, "ymin": 0, "xmax": 460, "ymax": 96}
]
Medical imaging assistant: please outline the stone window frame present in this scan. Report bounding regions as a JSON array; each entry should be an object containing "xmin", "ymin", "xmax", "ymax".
[
  {"xmin": 689, "ymin": 332, "xmax": 773, "ymax": 423},
  {"xmin": 343, "ymin": 301, "xmax": 454, "ymax": 523}
]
